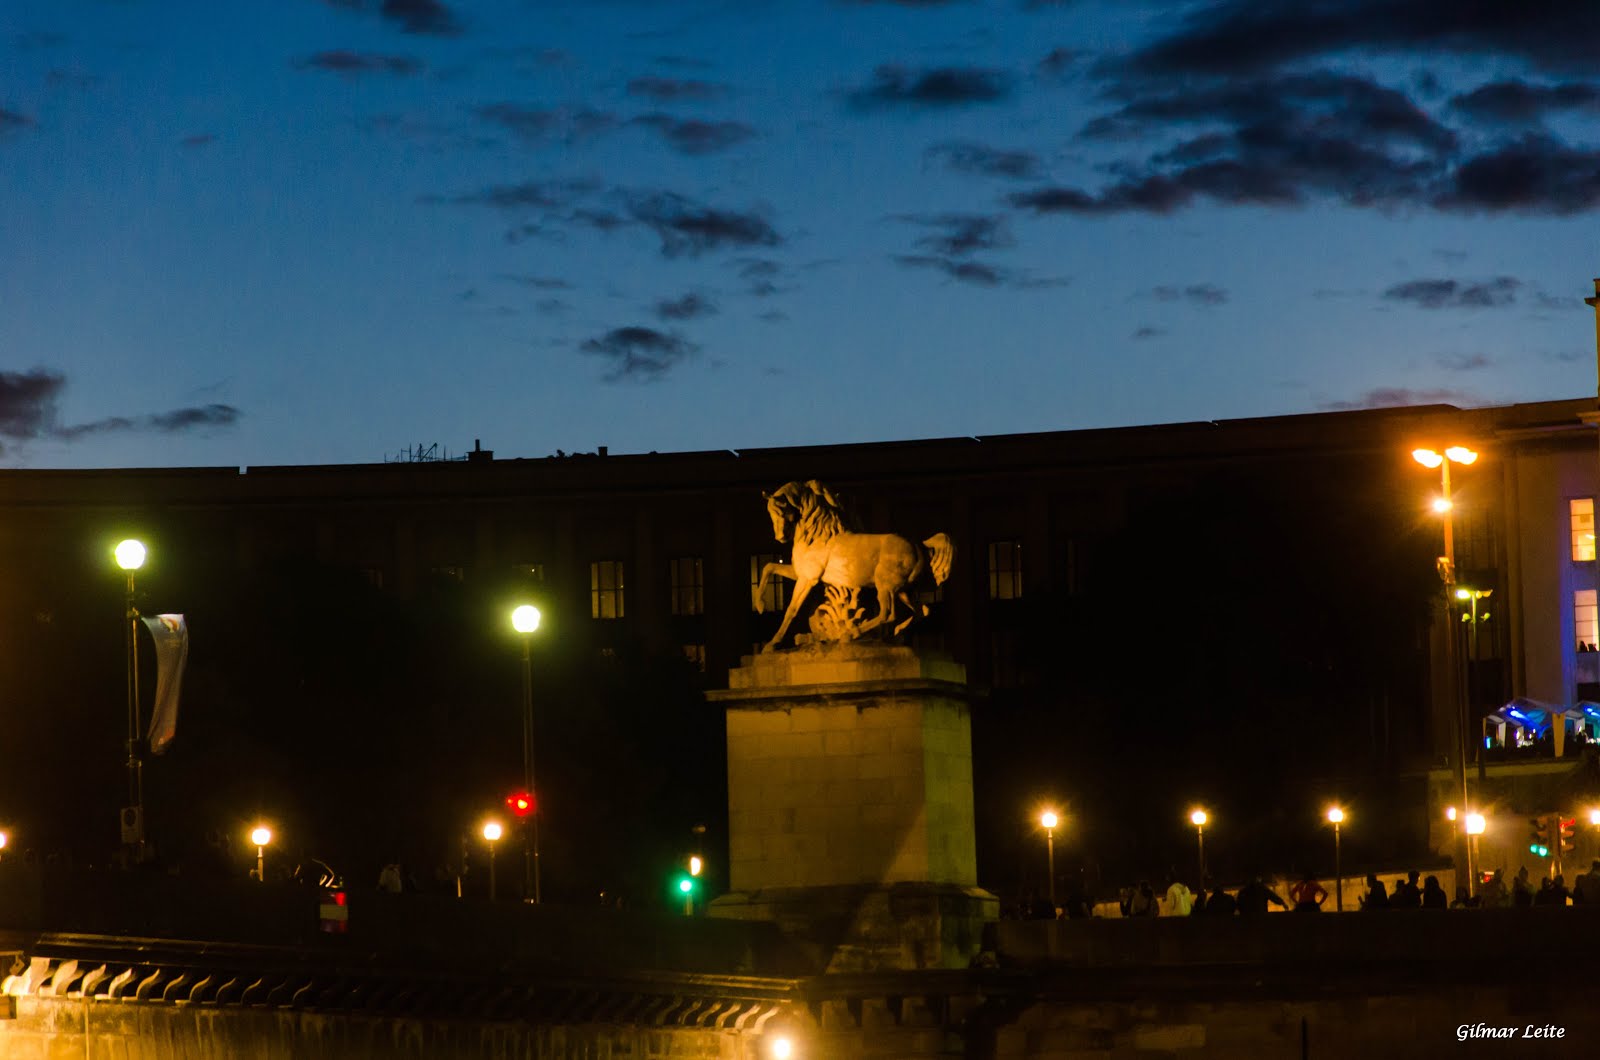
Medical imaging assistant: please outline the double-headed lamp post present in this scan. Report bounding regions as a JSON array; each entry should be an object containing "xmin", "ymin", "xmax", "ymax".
[
  {"xmin": 510, "ymin": 604, "xmax": 542, "ymax": 903},
  {"xmin": 1412, "ymin": 446, "xmax": 1477, "ymax": 892},
  {"xmin": 250, "ymin": 825, "xmax": 272, "ymax": 883},
  {"xmin": 1039, "ymin": 810, "xmax": 1059, "ymax": 908},
  {"xmin": 114, "ymin": 538, "xmax": 147, "ymax": 856},
  {"xmin": 482, "ymin": 819, "xmax": 503, "ymax": 900},
  {"xmin": 1190, "ymin": 809, "xmax": 1208, "ymax": 885},
  {"xmin": 1327, "ymin": 807, "xmax": 1345, "ymax": 911}
]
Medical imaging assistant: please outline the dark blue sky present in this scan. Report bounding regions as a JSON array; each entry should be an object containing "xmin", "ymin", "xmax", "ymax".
[{"xmin": 3, "ymin": 0, "xmax": 1597, "ymax": 468}]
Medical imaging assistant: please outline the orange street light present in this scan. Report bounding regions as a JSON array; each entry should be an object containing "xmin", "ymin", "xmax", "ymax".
[{"xmin": 1327, "ymin": 807, "xmax": 1345, "ymax": 911}]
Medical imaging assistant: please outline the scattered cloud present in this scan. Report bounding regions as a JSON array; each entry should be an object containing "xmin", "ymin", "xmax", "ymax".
[
  {"xmin": 925, "ymin": 141, "xmax": 1042, "ymax": 180},
  {"xmin": 895, "ymin": 255, "xmax": 1006, "ymax": 287},
  {"xmin": 1320, "ymin": 386, "xmax": 1478, "ymax": 411},
  {"xmin": 1151, "ymin": 283, "xmax": 1229, "ymax": 306},
  {"xmin": 472, "ymin": 103, "xmax": 619, "ymax": 145},
  {"xmin": 898, "ymin": 213, "xmax": 1014, "ymax": 256},
  {"xmin": 631, "ymin": 114, "xmax": 755, "ymax": 154},
  {"xmin": 1, "ymin": 109, "xmax": 35, "ymax": 136},
  {"xmin": 655, "ymin": 293, "xmax": 717, "ymax": 320},
  {"xmin": 1432, "ymin": 134, "xmax": 1600, "ymax": 215},
  {"xmin": 1038, "ymin": 47, "xmax": 1083, "ymax": 77},
  {"xmin": 296, "ymin": 51, "xmax": 423, "ymax": 76},
  {"xmin": 626, "ymin": 77, "xmax": 728, "ymax": 102},
  {"xmin": 180, "ymin": 133, "xmax": 217, "ymax": 148},
  {"xmin": 579, "ymin": 326, "xmax": 699, "ymax": 381},
  {"xmin": 733, "ymin": 258, "xmax": 786, "ymax": 297},
  {"xmin": 848, "ymin": 65, "xmax": 1013, "ymax": 109},
  {"xmin": 325, "ymin": 0, "xmax": 461, "ymax": 36},
  {"xmin": 1115, "ymin": 0, "xmax": 1600, "ymax": 80},
  {"xmin": 429, "ymin": 177, "xmax": 601, "ymax": 211},
  {"xmin": 1435, "ymin": 353, "xmax": 1491, "ymax": 372},
  {"xmin": 0, "ymin": 368, "xmax": 240, "ymax": 450},
  {"xmin": 624, "ymin": 192, "xmax": 781, "ymax": 257},
  {"xmin": 1451, "ymin": 79, "xmax": 1600, "ymax": 124},
  {"xmin": 1132, "ymin": 325, "xmax": 1166, "ymax": 340},
  {"xmin": 1382, "ymin": 276, "xmax": 1520, "ymax": 309}
]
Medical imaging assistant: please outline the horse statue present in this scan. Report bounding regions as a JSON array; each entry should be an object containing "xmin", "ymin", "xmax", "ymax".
[{"xmin": 754, "ymin": 480, "xmax": 954, "ymax": 650}]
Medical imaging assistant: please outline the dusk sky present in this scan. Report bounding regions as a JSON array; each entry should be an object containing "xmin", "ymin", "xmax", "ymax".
[{"xmin": 3, "ymin": 0, "xmax": 1598, "ymax": 469}]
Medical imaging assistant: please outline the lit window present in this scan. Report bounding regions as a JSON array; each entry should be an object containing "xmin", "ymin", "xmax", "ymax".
[
  {"xmin": 751, "ymin": 554, "xmax": 789, "ymax": 613},
  {"xmin": 591, "ymin": 560, "xmax": 625, "ymax": 620},
  {"xmin": 1572, "ymin": 499, "xmax": 1595, "ymax": 562},
  {"xmin": 988, "ymin": 541, "xmax": 1023, "ymax": 600},
  {"xmin": 1577, "ymin": 590, "xmax": 1598, "ymax": 652},
  {"xmin": 670, "ymin": 557, "xmax": 704, "ymax": 616},
  {"xmin": 682, "ymin": 643, "xmax": 706, "ymax": 671}
]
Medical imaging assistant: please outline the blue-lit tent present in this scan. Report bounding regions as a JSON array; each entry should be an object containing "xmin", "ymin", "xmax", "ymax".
[{"xmin": 1484, "ymin": 698, "xmax": 1600, "ymax": 743}]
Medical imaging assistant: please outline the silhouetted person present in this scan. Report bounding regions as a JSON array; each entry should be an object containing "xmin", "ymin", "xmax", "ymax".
[
  {"xmin": 1513, "ymin": 866, "xmax": 1534, "ymax": 907},
  {"xmin": 1421, "ymin": 875, "xmax": 1448, "ymax": 909},
  {"xmin": 1128, "ymin": 880, "xmax": 1158, "ymax": 917},
  {"xmin": 1551, "ymin": 874, "xmax": 1571, "ymax": 906},
  {"xmin": 1392, "ymin": 870, "xmax": 1421, "ymax": 909},
  {"xmin": 1577, "ymin": 861, "xmax": 1600, "ymax": 906},
  {"xmin": 1288, "ymin": 873, "xmax": 1327, "ymax": 911},
  {"xmin": 1534, "ymin": 877, "xmax": 1558, "ymax": 906},
  {"xmin": 1361, "ymin": 874, "xmax": 1389, "ymax": 910},
  {"xmin": 1236, "ymin": 876, "xmax": 1287, "ymax": 915},
  {"xmin": 1204, "ymin": 883, "xmax": 1237, "ymax": 916},
  {"xmin": 1479, "ymin": 869, "xmax": 1508, "ymax": 909}
]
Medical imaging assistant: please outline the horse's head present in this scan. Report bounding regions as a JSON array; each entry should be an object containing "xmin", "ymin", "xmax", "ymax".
[{"xmin": 763, "ymin": 482, "xmax": 807, "ymax": 544}]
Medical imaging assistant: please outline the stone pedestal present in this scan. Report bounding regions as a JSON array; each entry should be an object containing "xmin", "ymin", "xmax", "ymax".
[{"xmin": 707, "ymin": 643, "xmax": 996, "ymax": 972}]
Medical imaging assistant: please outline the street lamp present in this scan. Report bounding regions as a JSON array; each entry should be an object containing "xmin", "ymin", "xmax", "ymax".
[
  {"xmin": 249, "ymin": 825, "xmax": 272, "ymax": 883},
  {"xmin": 1412, "ymin": 445, "xmax": 1478, "ymax": 891},
  {"xmin": 1464, "ymin": 812, "xmax": 1486, "ymax": 897},
  {"xmin": 1456, "ymin": 587, "xmax": 1493, "ymax": 779},
  {"xmin": 1190, "ymin": 809, "xmax": 1208, "ymax": 885},
  {"xmin": 510, "ymin": 603, "xmax": 542, "ymax": 903},
  {"xmin": 1039, "ymin": 810, "xmax": 1060, "ymax": 909},
  {"xmin": 1326, "ymin": 807, "xmax": 1345, "ymax": 911},
  {"xmin": 114, "ymin": 538, "xmax": 147, "ymax": 858},
  {"xmin": 482, "ymin": 819, "xmax": 503, "ymax": 900}
]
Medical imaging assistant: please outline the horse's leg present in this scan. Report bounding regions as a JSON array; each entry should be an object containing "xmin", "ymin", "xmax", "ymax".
[
  {"xmin": 766, "ymin": 576, "xmax": 816, "ymax": 650},
  {"xmin": 753, "ymin": 562, "xmax": 795, "ymax": 613},
  {"xmin": 857, "ymin": 580, "xmax": 896, "ymax": 634},
  {"xmin": 893, "ymin": 590, "xmax": 921, "ymax": 635}
]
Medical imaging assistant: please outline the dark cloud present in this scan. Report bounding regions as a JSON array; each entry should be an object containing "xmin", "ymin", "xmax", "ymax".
[
  {"xmin": 180, "ymin": 133, "xmax": 217, "ymax": 148},
  {"xmin": 46, "ymin": 69, "xmax": 98, "ymax": 89},
  {"xmin": 1320, "ymin": 387, "xmax": 1477, "ymax": 411},
  {"xmin": 472, "ymin": 103, "xmax": 619, "ymax": 145},
  {"xmin": 324, "ymin": 0, "xmax": 461, "ymax": 36},
  {"xmin": 1382, "ymin": 276, "xmax": 1521, "ymax": 309},
  {"xmin": 1132, "ymin": 326, "xmax": 1166, "ymax": 340},
  {"xmin": 1433, "ymin": 134, "xmax": 1600, "ymax": 215},
  {"xmin": 626, "ymin": 77, "xmax": 728, "ymax": 102},
  {"xmin": 429, "ymin": 177, "xmax": 601, "ymax": 210},
  {"xmin": 734, "ymin": 258, "xmax": 785, "ymax": 297},
  {"xmin": 898, "ymin": 213, "xmax": 1014, "ymax": 256},
  {"xmin": 631, "ymin": 114, "xmax": 755, "ymax": 155},
  {"xmin": 0, "ymin": 369, "xmax": 65, "ymax": 440},
  {"xmin": 655, "ymin": 293, "xmax": 717, "ymax": 320},
  {"xmin": 579, "ymin": 326, "xmax": 699, "ymax": 382},
  {"xmin": 1038, "ymin": 47, "xmax": 1083, "ymax": 77},
  {"xmin": 624, "ymin": 192, "xmax": 780, "ymax": 257},
  {"xmin": 297, "ymin": 51, "xmax": 423, "ymax": 76},
  {"xmin": 895, "ymin": 255, "xmax": 1006, "ymax": 287},
  {"xmin": 848, "ymin": 66, "xmax": 1013, "ymax": 109},
  {"xmin": 925, "ymin": 140, "xmax": 1042, "ymax": 180},
  {"xmin": 1118, "ymin": 0, "xmax": 1600, "ymax": 79},
  {"xmin": 1436, "ymin": 353, "xmax": 1491, "ymax": 372},
  {"xmin": 1152, "ymin": 283, "xmax": 1229, "ymax": 306},
  {"xmin": 500, "ymin": 274, "xmax": 572, "ymax": 290},
  {"xmin": 1451, "ymin": 79, "xmax": 1600, "ymax": 124},
  {"xmin": 0, "ymin": 369, "xmax": 240, "ymax": 448},
  {"xmin": 1, "ymin": 109, "xmax": 35, "ymax": 135}
]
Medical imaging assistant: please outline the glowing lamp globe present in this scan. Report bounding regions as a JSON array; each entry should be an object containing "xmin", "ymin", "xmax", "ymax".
[
  {"xmin": 250, "ymin": 826, "xmax": 272, "ymax": 847},
  {"xmin": 511, "ymin": 605, "xmax": 541, "ymax": 634},
  {"xmin": 1040, "ymin": 810, "xmax": 1058, "ymax": 830},
  {"xmin": 114, "ymin": 539, "xmax": 147, "ymax": 571},
  {"xmin": 1327, "ymin": 807, "xmax": 1344, "ymax": 825},
  {"xmin": 482, "ymin": 821, "xmax": 503, "ymax": 842},
  {"xmin": 1190, "ymin": 809, "xmax": 1208, "ymax": 828}
]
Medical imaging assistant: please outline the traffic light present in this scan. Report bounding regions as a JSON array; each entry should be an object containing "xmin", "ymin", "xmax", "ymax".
[
  {"xmin": 505, "ymin": 791, "xmax": 535, "ymax": 818},
  {"xmin": 674, "ymin": 854, "xmax": 704, "ymax": 913},
  {"xmin": 1528, "ymin": 815, "xmax": 1551, "ymax": 858},
  {"xmin": 1559, "ymin": 816, "xmax": 1577, "ymax": 856}
]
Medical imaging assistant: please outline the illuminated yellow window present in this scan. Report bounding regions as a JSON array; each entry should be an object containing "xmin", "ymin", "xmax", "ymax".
[
  {"xmin": 670, "ymin": 557, "xmax": 704, "ymax": 616},
  {"xmin": 1572, "ymin": 499, "xmax": 1595, "ymax": 562},
  {"xmin": 988, "ymin": 541, "xmax": 1023, "ymax": 600},
  {"xmin": 591, "ymin": 560, "xmax": 625, "ymax": 619},
  {"xmin": 1577, "ymin": 590, "xmax": 1598, "ymax": 651}
]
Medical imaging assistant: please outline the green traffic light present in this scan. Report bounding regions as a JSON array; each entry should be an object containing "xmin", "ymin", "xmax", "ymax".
[
  {"xmin": 677, "ymin": 876, "xmax": 695, "ymax": 894},
  {"xmin": 1529, "ymin": 844, "xmax": 1549, "ymax": 857}
]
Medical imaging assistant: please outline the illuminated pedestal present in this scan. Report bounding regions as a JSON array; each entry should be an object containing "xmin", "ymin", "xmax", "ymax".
[{"xmin": 707, "ymin": 643, "xmax": 996, "ymax": 972}]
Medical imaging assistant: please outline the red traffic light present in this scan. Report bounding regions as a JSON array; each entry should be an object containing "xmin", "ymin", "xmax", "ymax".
[{"xmin": 505, "ymin": 791, "xmax": 535, "ymax": 818}]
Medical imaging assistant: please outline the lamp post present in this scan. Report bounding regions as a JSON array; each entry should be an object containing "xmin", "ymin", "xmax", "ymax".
[
  {"xmin": 1327, "ymin": 807, "xmax": 1345, "ymax": 911},
  {"xmin": 482, "ymin": 819, "xmax": 503, "ymax": 901},
  {"xmin": 1039, "ymin": 810, "xmax": 1059, "ymax": 909},
  {"xmin": 1464, "ymin": 812, "xmax": 1486, "ymax": 897},
  {"xmin": 1412, "ymin": 446, "xmax": 1477, "ymax": 890},
  {"xmin": 114, "ymin": 538, "xmax": 147, "ymax": 857},
  {"xmin": 250, "ymin": 825, "xmax": 271, "ymax": 883},
  {"xmin": 1190, "ymin": 809, "xmax": 1208, "ymax": 885},
  {"xmin": 510, "ymin": 604, "xmax": 542, "ymax": 903},
  {"xmin": 1456, "ymin": 587, "xmax": 1492, "ymax": 781}
]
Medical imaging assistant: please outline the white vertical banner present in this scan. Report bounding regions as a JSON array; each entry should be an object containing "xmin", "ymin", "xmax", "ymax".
[{"xmin": 141, "ymin": 614, "xmax": 189, "ymax": 755}]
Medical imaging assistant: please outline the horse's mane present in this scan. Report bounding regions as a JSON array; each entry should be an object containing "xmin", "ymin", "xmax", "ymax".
[{"xmin": 772, "ymin": 480, "xmax": 856, "ymax": 546}]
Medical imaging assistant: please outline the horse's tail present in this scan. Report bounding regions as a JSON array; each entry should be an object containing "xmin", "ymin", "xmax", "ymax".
[{"xmin": 923, "ymin": 533, "xmax": 955, "ymax": 586}]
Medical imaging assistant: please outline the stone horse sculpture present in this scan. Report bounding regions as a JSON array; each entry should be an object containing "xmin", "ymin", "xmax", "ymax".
[{"xmin": 754, "ymin": 480, "xmax": 954, "ymax": 650}]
